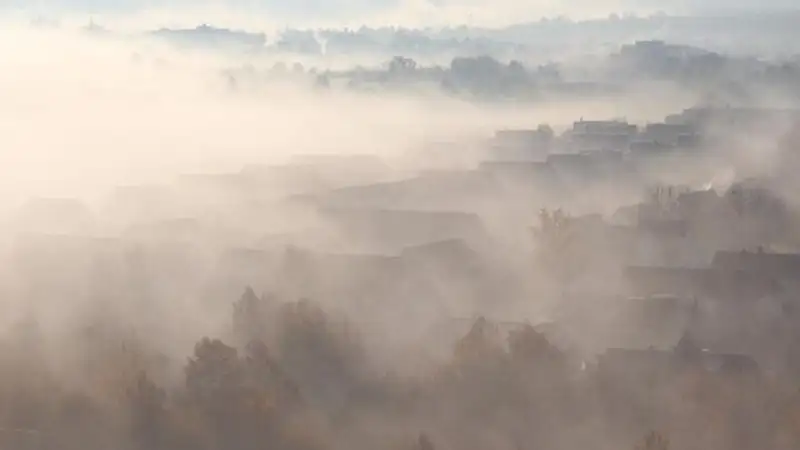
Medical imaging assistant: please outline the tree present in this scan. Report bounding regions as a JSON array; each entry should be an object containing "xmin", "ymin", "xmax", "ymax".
[
  {"xmin": 449, "ymin": 56, "xmax": 505, "ymax": 95},
  {"xmin": 271, "ymin": 62, "xmax": 287, "ymax": 75},
  {"xmin": 182, "ymin": 337, "xmax": 287, "ymax": 450},
  {"xmin": 275, "ymin": 299, "xmax": 366, "ymax": 416},
  {"xmin": 534, "ymin": 208, "xmax": 578, "ymax": 284},
  {"xmin": 232, "ymin": 287, "xmax": 273, "ymax": 344},
  {"xmin": 536, "ymin": 123, "xmax": 555, "ymax": 142},
  {"xmin": 184, "ymin": 338, "xmax": 244, "ymax": 415},
  {"xmin": 636, "ymin": 431, "xmax": 669, "ymax": 450},
  {"xmin": 126, "ymin": 371, "xmax": 167, "ymax": 450},
  {"xmin": 453, "ymin": 317, "xmax": 503, "ymax": 366},
  {"xmin": 416, "ymin": 433, "xmax": 435, "ymax": 450},
  {"xmin": 508, "ymin": 60, "xmax": 526, "ymax": 75},
  {"xmin": 507, "ymin": 324, "xmax": 564, "ymax": 369},
  {"xmin": 389, "ymin": 56, "xmax": 417, "ymax": 73},
  {"xmin": 537, "ymin": 63, "xmax": 562, "ymax": 83},
  {"xmin": 315, "ymin": 73, "xmax": 331, "ymax": 89},
  {"xmin": 243, "ymin": 340, "xmax": 303, "ymax": 410},
  {"xmin": 450, "ymin": 56, "xmax": 504, "ymax": 80}
]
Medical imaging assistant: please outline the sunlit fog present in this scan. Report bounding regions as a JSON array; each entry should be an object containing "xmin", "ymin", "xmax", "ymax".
[{"xmin": 2, "ymin": 3, "xmax": 800, "ymax": 450}]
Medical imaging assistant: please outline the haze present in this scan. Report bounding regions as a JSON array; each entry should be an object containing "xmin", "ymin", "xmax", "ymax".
[{"xmin": 2, "ymin": 5, "xmax": 800, "ymax": 450}]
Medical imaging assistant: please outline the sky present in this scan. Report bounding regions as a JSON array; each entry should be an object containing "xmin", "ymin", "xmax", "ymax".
[{"xmin": 2, "ymin": 0, "xmax": 797, "ymax": 30}]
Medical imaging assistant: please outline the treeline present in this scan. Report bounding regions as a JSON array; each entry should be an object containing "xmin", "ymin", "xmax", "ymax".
[
  {"xmin": 227, "ymin": 43, "xmax": 800, "ymax": 103},
  {"xmin": 1, "ymin": 287, "xmax": 800, "ymax": 450},
  {"xmin": 226, "ymin": 55, "xmax": 566, "ymax": 100}
]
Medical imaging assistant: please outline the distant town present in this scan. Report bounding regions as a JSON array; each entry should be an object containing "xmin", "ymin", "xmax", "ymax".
[{"xmin": 6, "ymin": 13, "xmax": 800, "ymax": 447}]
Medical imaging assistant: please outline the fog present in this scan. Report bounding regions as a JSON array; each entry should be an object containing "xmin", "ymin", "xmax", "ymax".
[
  {"xmin": 1, "ymin": 0, "xmax": 652, "ymax": 29},
  {"xmin": 0, "ymin": 24, "xmax": 695, "ymax": 206},
  {"xmin": 7, "ymin": 0, "xmax": 800, "ymax": 29},
  {"xmin": 2, "ymin": 12, "xmax": 800, "ymax": 450}
]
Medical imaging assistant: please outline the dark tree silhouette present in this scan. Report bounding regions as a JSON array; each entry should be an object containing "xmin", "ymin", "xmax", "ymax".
[
  {"xmin": 508, "ymin": 324, "xmax": 565, "ymax": 369},
  {"xmin": 126, "ymin": 371, "xmax": 167, "ymax": 450},
  {"xmin": 389, "ymin": 56, "xmax": 418, "ymax": 73},
  {"xmin": 232, "ymin": 286, "xmax": 273, "ymax": 344}
]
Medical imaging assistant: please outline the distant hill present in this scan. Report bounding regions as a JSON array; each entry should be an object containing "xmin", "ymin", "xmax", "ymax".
[{"xmin": 150, "ymin": 24, "xmax": 266, "ymax": 49}]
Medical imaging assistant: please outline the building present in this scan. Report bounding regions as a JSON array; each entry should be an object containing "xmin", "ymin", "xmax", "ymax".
[
  {"xmin": 711, "ymin": 250, "xmax": 800, "ymax": 280},
  {"xmin": 490, "ymin": 128, "xmax": 553, "ymax": 162},
  {"xmin": 313, "ymin": 206, "xmax": 490, "ymax": 253},
  {"xmin": 569, "ymin": 119, "xmax": 638, "ymax": 151},
  {"xmin": 623, "ymin": 265, "xmax": 780, "ymax": 301},
  {"xmin": 641, "ymin": 123, "xmax": 697, "ymax": 146}
]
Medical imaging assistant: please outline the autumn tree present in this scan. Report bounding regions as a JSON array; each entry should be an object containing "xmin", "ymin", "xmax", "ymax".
[
  {"xmin": 636, "ymin": 431, "xmax": 669, "ymax": 450},
  {"xmin": 276, "ymin": 299, "xmax": 366, "ymax": 414},
  {"xmin": 452, "ymin": 317, "xmax": 505, "ymax": 368},
  {"xmin": 441, "ymin": 317, "xmax": 515, "ymax": 422},
  {"xmin": 232, "ymin": 286, "xmax": 275, "ymax": 344},
  {"xmin": 389, "ymin": 56, "xmax": 418, "ymax": 74},
  {"xmin": 243, "ymin": 340, "xmax": 304, "ymax": 411},
  {"xmin": 125, "ymin": 371, "xmax": 167, "ymax": 450},
  {"xmin": 507, "ymin": 324, "xmax": 566, "ymax": 372},
  {"xmin": 533, "ymin": 208, "xmax": 586, "ymax": 295},
  {"xmin": 182, "ymin": 338, "xmax": 251, "ymax": 449}
]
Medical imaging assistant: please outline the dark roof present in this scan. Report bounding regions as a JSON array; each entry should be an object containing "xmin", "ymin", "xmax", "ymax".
[
  {"xmin": 644, "ymin": 123, "xmax": 695, "ymax": 133},
  {"xmin": 546, "ymin": 153, "xmax": 593, "ymax": 168},
  {"xmin": 401, "ymin": 238, "xmax": 479, "ymax": 261},
  {"xmin": 275, "ymin": 246, "xmax": 409, "ymax": 301},
  {"xmin": 599, "ymin": 347, "xmax": 760, "ymax": 376},
  {"xmin": 572, "ymin": 120, "xmax": 636, "ymax": 135},
  {"xmin": 712, "ymin": 250, "xmax": 800, "ymax": 277},
  {"xmin": 313, "ymin": 171, "xmax": 497, "ymax": 209},
  {"xmin": 699, "ymin": 352, "xmax": 760, "ymax": 375},
  {"xmin": 479, "ymin": 161, "xmax": 552, "ymax": 174},
  {"xmin": 624, "ymin": 266, "xmax": 780, "ymax": 299},
  {"xmin": 16, "ymin": 197, "xmax": 93, "ymax": 221},
  {"xmin": 315, "ymin": 207, "xmax": 488, "ymax": 250}
]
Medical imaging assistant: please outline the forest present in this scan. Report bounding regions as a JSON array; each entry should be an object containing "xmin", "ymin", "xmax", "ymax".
[{"xmin": 1, "ymin": 283, "xmax": 799, "ymax": 450}]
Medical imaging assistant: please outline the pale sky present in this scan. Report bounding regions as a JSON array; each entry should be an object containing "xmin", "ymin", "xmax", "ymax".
[{"xmin": 1, "ymin": 0, "xmax": 797, "ymax": 29}]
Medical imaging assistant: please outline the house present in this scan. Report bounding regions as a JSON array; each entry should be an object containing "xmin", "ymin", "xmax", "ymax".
[
  {"xmin": 267, "ymin": 244, "xmax": 489, "ymax": 352},
  {"xmin": 641, "ymin": 123, "xmax": 697, "ymax": 146},
  {"xmin": 569, "ymin": 119, "xmax": 638, "ymax": 151},
  {"xmin": 597, "ymin": 329, "xmax": 760, "ymax": 392},
  {"xmin": 105, "ymin": 184, "xmax": 180, "ymax": 224},
  {"xmin": 274, "ymin": 245, "xmax": 408, "ymax": 304},
  {"xmin": 313, "ymin": 206, "xmax": 490, "ymax": 253},
  {"xmin": 629, "ymin": 140, "xmax": 674, "ymax": 154},
  {"xmin": 711, "ymin": 250, "xmax": 800, "ymax": 280},
  {"xmin": 670, "ymin": 106, "xmax": 800, "ymax": 131},
  {"xmin": 489, "ymin": 129, "xmax": 552, "ymax": 161},
  {"xmin": 623, "ymin": 266, "xmax": 780, "ymax": 301},
  {"xmin": 10, "ymin": 234, "xmax": 132, "ymax": 313},
  {"xmin": 479, "ymin": 161, "xmax": 556, "ymax": 184},
  {"xmin": 571, "ymin": 120, "xmax": 637, "ymax": 136},
  {"xmin": 596, "ymin": 347, "xmax": 678, "ymax": 402},
  {"xmin": 287, "ymin": 154, "xmax": 390, "ymax": 174},
  {"xmin": 400, "ymin": 239, "xmax": 517, "ymax": 311},
  {"xmin": 546, "ymin": 153, "xmax": 594, "ymax": 174},
  {"xmin": 213, "ymin": 247, "xmax": 286, "ymax": 296},
  {"xmin": 699, "ymin": 352, "xmax": 760, "ymax": 375},
  {"xmin": 676, "ymin": 189, "xmax": 721, "ymax": 216},
  {"xmin": 13, "ymin": 197, "xmax": 95, "ymax": 235},
  {"xmin": 726, "ymin": 178, "xmax": 788, "ymax": 218},
  {"xmin": 151, "ymin": 24, "xmax": 266, "ymax": 49},
  {"xmin": 308, "ymin": 171, "xmax": 498, "ymax": 211}
]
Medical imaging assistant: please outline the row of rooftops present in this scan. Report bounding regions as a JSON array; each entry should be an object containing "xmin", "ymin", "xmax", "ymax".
[
  {"xmin": 494, "ymin": 120, "xmax": 697, "ymax": 142},
  {"xmin": 597, "ymin": 248, "xmax": 800, "ymax": 377},
  {"xmin": 490, "ymin": 105, "xmax": 800, "ymax": 162},
  {"xmin": 478, "ymin": 148, "xmax": 705, "ymax": 178},
  {"xmin": 666, "ymin": 106, "xmax": 800, "ymax": 126},
  {"xmin": 489, "ymin": 121, "xmax": 701, "ymax": 163}
]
